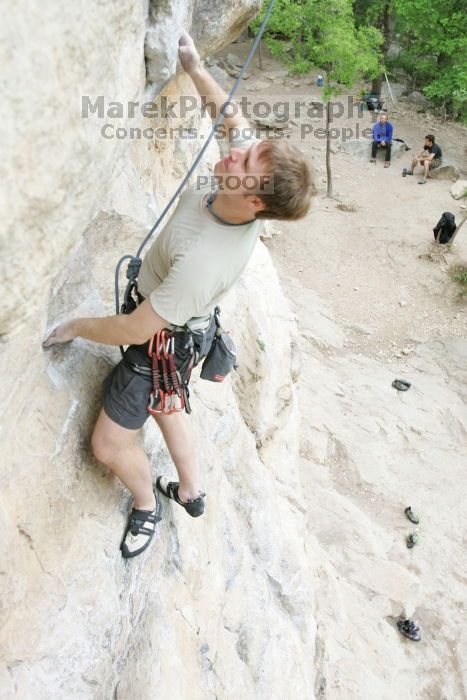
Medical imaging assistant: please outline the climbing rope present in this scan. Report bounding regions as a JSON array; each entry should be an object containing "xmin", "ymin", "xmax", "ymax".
[{"xmin": 115, "ymin": 0, "xmax": 277, "ymax": 355}]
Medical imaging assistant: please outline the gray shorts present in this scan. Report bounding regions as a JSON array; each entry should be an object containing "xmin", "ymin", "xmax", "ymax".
[
  {"xmin": 103, "ymin": 355, "xmax": 153, "ymax": 430},
  {"xmin": 102, "ymin": 322, "xmax": 216, "ymax": 430}
]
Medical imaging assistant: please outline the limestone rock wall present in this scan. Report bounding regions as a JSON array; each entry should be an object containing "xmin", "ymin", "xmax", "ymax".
[{"xmin": 0, "ymin": 2, "xmax": 315, "ymax": 698}]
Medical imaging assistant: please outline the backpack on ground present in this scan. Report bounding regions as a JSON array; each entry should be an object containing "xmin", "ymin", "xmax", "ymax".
[{"xmin": 433, "ymin": 212, "xmax": 456, "ymax": 244}]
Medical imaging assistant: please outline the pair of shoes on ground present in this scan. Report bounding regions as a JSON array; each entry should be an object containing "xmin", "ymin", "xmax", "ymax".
[
  {"xmin": 405, "ymin": 506, "xmax": 420, "ymax": 549},
  {"xmin": 370, "ymin": 159, "xmax": 390, "ymax": 167},
  {"xmin": 402, "ymin": 168, "xmax": 426, "ymax": 183},
  {"xmin": 120, "ymin": 478, "xmax": 206, "ymax": 558}
]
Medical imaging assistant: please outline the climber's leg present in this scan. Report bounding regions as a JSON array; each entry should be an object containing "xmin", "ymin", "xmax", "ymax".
[
  {"xmin": 91, "ymin": 408, "xmax": 156, "ymax": 511},
  {"xmin": 152, "ymin": 410, "xmax": 202, "ymax": 503}
]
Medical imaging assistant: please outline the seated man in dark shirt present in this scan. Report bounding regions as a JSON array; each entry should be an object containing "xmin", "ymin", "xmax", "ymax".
[{"xmin": 403, "ymin": 134, "xmax": 442, "ymax": 184}]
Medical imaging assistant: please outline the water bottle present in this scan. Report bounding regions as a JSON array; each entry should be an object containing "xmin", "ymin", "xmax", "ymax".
[{"xmin": 317, "ymin": 74, "xmax": 324, "ymax": 87}]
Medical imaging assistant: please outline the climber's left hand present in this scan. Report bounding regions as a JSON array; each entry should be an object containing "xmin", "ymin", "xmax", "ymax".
[
  {"xmin": 178, "ymin": 30, "xmax": 201, "ymax": 76},
  {"xmin": 42, "ymin": 320, "xmax": 77, "ymax": 348}
]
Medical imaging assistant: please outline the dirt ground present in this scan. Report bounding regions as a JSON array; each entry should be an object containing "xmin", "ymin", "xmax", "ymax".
[{"xmin": 217, "ymin": 40, "xmax": 467, "ymax": 699}]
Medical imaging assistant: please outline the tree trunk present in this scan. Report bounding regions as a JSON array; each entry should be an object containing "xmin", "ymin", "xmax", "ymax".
[
  {"xmin": 371, "ymin": 1, "xmax": 393, "ymax": 97},
  {"xmin": 371, "ymin": 75, "xmax": 383, "ymax": 95},
  {"xmin": 436, "ymin": 53, "xmax": 452, "ymax": 115},
  {"xmin": 448, "ymin": 216, "xmax": 467, "ymax": 245},
  {"xmin": 326, "ymin": 101, "xmax": 332, "ymax": 197}
]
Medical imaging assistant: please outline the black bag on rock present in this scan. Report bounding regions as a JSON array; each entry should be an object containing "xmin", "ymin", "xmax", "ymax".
[{"xmin": 200, "ymin": 307, "xmax": 237, "ymax": 382}]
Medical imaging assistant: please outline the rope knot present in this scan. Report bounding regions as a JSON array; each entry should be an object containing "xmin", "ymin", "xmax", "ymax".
[{"xmin": 126, "ymin": 257, "xmax": 142, "ymax": 282}]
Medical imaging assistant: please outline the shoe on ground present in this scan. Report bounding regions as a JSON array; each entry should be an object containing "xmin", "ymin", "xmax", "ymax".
[
  {"xmin": 418, "ymin": 178, "xmax": 427, "ymax": 184},
  {"xmin": 397, "ymin": 618, "xmax": 421, "ymax": 641},
  {"xmin": 120, "ymin": 487, "xmax": 162, "ymax": 558},
  {"xmin": 156, "ymin": 476, "xmax": 205, "ymax": 517},
  {"xmin": 405, "ymin": 506, "xmax": 420, "ymax": 524},
  {"xmin": 370, "ymin": 158, "xmax": 376, "ymax": 163}
]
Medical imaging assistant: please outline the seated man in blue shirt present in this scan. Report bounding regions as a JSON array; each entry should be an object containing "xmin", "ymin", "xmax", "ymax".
[{"xmin": 370, "ymin": 112, "xmax": 393, "ymax": 167}]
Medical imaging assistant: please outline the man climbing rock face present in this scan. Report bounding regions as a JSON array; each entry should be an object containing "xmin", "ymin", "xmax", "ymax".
[{"xmin": 43, "ymin": 31, "xmax": 316, "ymax": 558}]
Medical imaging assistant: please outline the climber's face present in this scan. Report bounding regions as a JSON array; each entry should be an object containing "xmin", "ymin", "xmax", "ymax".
[{"xmin": 214, "ymin": 142, "xmax": 271, "ymax": 197}]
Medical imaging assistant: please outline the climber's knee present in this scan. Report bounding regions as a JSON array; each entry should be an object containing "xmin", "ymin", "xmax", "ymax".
[
  {"xmin": 91, "ymin": 408, "xmax": 135, "ymax": 466},
  {"xmin": 91, "ymin": 429, "xmax": 115, "ymax": 466}
]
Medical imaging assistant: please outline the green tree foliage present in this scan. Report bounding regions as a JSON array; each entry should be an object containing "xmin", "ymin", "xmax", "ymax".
[
  {"xmin": 251, "ymin": 0, "xmax": 383, "ymax": 195},
  {"xmin": 252, "ymin": 0, "xmax": 383, "ymax": 84},
  {"xmin": 353, "ymin": 0, "xmax": 394, "ymax": 94},
  {"xmin": 354, "ymin": 0, "xmax": 393, "ymax": 29},
  {"xmin": 307, "ymin": 1, "xmax": 382, "ymax": 99},
  {"xmin": 393, "ymin": 0, "xmax": 467, "ymax": 119}
]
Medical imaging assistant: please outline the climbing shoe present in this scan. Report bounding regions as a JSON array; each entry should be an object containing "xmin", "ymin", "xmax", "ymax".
[
  {"xmin": 397, "ymin": 618, "xmax": 421, "ymax": 642},
  {"xmin": 406, "ymin": 532, "xmax": 418, "ymax": 549},
  {"xmin": 405, "ymin": 506, "xmax": 420, "ymax": 524},
  {"xmin": 418, "ymin": 178, "xmax": 427, "ymax": 185},
  {"xmin": 156, "ymin": 476, "xmax": 205, "ymax": 517},
  {"xmin": 120, "ymin": 488, "xmax": 162, "ymax": 559}
]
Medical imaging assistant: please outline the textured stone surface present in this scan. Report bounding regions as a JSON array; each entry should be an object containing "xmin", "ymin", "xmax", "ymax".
[
  {"xmin": 0, "ymin": 2, "xmax": 316, "ymax": 698},
  {"xmin": 450, "ymin": 179, "xmax": 467, "ymax": 198},
  {"xmin": 145, "ymin": 0, "xmax": 262, "ymax": 86},
  {"xmin": 407, "ymin": 90, "xmax": 431, "ymax": 108},
  {"xmin": 429, "ymin": 163, "xmax": 461, "ymax": 181},
  {"xmin": 342, "ymin": 138, "xmax": 406, "ymax": 160},
  {"xmin": 0, "ymin": 1, "xmax": 146, "ymax": 336},
  {"xmin": 0, "ymin": 0, "xmax": 262, "ymax": 337}
]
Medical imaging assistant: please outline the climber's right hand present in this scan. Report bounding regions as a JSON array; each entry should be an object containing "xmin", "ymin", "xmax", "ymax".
[{"xmin": 178, "ymin": 30, "xmax": 201, "ymax": 76}]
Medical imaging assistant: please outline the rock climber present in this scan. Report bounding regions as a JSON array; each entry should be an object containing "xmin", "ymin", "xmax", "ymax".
[
  {"xmin": 370, "ymin": 111, "xmax": 393, "ymax": 167},
  {"xmin": 43, "ymin": 31, "xmax": 316, "ymax": 559},
  {"xmin": 403, "ymin": 134, "xmax": 442, "ymax": 184}
]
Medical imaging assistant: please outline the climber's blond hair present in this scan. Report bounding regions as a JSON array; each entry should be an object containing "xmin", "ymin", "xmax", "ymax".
[{"xmin": 256, "ymin": 139, "xmax": 316, "ymax": 221}]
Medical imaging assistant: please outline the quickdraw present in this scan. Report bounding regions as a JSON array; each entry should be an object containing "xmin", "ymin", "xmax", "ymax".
[{"xmin": 146, "ymin": 330, "xmax": 192, "ymax": 416}]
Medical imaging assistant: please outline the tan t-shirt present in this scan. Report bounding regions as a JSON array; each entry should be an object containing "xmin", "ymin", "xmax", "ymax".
[{"xmin": 138, "ymin": 135, "xmax": 263, "ymax": 329}]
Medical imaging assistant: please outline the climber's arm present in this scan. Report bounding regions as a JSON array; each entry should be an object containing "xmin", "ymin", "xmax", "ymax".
[
  {"xmin": 178, "ymin": 30, "xmax": 250, "ymax": 135},
  {"xmin": 42, "ymin": 299, "xmax": 168, "ymax": 348},
  {"xmin": 189, "ymin": 64, "xmax": 250, "ymax": 134}
]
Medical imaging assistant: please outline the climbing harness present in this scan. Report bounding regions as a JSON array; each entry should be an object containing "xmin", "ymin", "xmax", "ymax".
[
  {"xmin": 143, "ymin": 305, "xmax": 234, "ymax": 414},
  {"xmin": 114, "ymin": 0, "xmax": 277, "ymax": 358}
]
